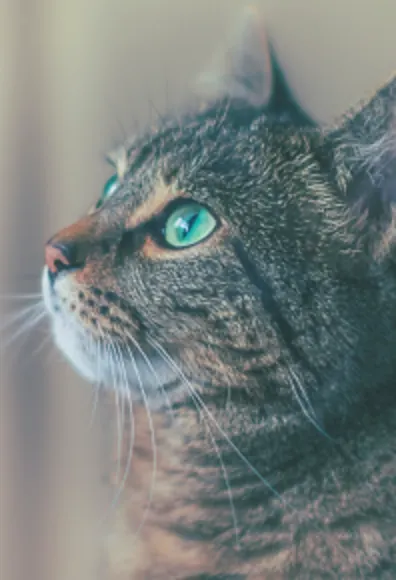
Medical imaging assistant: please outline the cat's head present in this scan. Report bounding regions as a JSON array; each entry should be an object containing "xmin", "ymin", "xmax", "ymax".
[{"xmin": 42, "ymin": 8, "xmax": 396, "ymax": 420}]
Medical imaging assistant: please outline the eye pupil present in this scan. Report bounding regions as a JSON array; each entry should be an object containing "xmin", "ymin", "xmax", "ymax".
[{"xmin": 176, "ymin": 213, "xmax": 199, "ymax": 240}]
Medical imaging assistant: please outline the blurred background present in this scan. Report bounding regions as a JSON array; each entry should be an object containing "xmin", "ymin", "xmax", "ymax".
[{"xmin": 0, "ymin": 1, "xmax": 395, "ymax": 578}]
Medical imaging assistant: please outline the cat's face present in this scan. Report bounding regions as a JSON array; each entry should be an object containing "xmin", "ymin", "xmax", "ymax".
[
  {"xmin": 43, "ymin": 11, "xmax": 396, "ymax": 420},
  {"xmin": 42, "ymin": 107, "xmax": 300, "ymax": 403}
]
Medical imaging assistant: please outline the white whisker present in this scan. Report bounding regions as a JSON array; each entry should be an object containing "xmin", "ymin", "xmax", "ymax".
[
  {"xmin": 146, "ymin": 336, "xmax": 290, "ymax": 508},
  {"xmin": 112, "ymin": 341, "xmax": 128, "ymax": 474},
  {"xmin": 0, "ymin": 292, "xmax": 42, "ymax": 301},
  {"xmin": 111, "ymin": 340, "xmax": 135, "ymax": 512},
  {"xmin": 122, "ymin": 341, "xmax": 157, "ymax": 541},
  {"xmin": 94, "ymin": 323, "xmax": 123, "ymax": 488},
  {"xmin": 124, "ymin": 329, "xmax": 175, "ymax": 422},
  {"xmin": 1, "ymin": 305, "xmax": 47, "ymax": 351},
  {"xmin": 30, "ymin": 332, "xmax": 52, "ymax": 358},
  {"xmin": 0, "ymin": 302, "xmax": 44, "ymax": 335},
  {"xmin": 288, "ymin": 368, "xmax": 333, "ymax": 442},
  {"xmin": 180, "ymin": 379, "xmax": 240, "ymax": 547},
  {"xmin": 106, "ymin": 337, "xmax": 124, "ymax": 487},
  {"xmin": 89, "ymin": 334, "xmax": 102, "ymax": 429},
  {"xmin": 289, "ymin": 367, "xmax": 316, "ymax": 417}
]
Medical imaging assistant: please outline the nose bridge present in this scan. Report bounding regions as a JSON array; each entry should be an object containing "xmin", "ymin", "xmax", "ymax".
[
  {"xmin": 45, "ymin": 213, "xmax": 119, "ymax": 275},
  {"xmin": 48, "ymin": 214, "xmax": 97, "ymax": 248}
]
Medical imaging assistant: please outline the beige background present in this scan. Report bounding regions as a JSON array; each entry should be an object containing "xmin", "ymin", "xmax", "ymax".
[{"xmin": 1, "ymin": 1, "xmax": 395, "ymax": 579}]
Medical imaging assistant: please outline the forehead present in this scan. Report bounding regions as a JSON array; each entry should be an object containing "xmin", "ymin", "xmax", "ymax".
[
  {"xmin": 105, "ymin": 104, "xmax": 241, "ymax": 205},
  {"xmin": 102, "ymin": 102, "xmax": 311, "ymax": 223}
]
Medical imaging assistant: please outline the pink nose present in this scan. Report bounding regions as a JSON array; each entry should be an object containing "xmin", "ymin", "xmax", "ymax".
[{"xmin": 45, "ymin": 242, "xmax": 71, "ymax": 274}]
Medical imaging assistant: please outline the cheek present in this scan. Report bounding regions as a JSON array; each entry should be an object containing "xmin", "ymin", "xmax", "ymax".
[
  {"xmin": 52, "ymin": 319, "xmax": 97, "ymax": 382},
  {"xmin": 73, "ymin": 255, "xmax": 116, "ymax": 289},
  {"xmin": 127, "ymin": 268, "xmax": 224, "ymax": 340}
]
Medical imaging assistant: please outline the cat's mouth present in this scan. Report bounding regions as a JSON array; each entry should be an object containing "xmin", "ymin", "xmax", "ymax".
[{"xmin": 41, "ymin": 267, "xmax": 180, "ymax": 407}]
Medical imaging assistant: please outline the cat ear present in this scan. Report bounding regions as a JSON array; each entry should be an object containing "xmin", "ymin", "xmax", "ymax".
[
  {"xmin": 327, "ymin": 76, "xmax": 396, "ymax": 259},
  {"xmin": 196, "ymin": 6, "xmax": 274, "ymax": 108}
]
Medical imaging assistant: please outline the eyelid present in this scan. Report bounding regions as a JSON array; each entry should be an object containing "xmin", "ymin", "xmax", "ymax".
[{"xmin": 159, "ymin": 198, "xmax": 214, "ymax": 221}]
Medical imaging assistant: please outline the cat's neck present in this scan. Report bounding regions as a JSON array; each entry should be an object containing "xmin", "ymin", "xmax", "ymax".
[{"xmin": 104, "ymin": 392, "xmax": 396, "ymax": 579}]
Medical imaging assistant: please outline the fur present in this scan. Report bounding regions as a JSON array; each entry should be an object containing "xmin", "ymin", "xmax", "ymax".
[{"xmin": 43, "ymin": 9, "xmax": 396, "ymax": 579}]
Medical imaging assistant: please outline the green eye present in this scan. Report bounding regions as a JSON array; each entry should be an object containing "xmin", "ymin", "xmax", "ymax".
[
  {"xmin": 164, "ymin": 202, "xmax": 218, "ymax": 248},
  {"xmin": 96, "ymin": 174, "xmax": 119, "ymax": 208}
]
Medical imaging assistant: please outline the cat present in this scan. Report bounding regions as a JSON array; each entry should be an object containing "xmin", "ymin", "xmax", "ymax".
[{"xmin": 42, "ymin": 7, "xmax": 396, "ymax": 579}]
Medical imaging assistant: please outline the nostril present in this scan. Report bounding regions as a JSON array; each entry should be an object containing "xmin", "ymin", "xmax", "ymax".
[{"xmin": 45, "ymin": 241, "xmax": 78, "ymax": 277}]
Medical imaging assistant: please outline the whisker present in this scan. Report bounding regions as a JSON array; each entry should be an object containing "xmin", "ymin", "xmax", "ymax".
[
  {"xmin": 110, "ymin": 341, "xmax": 135, "ymax": 509},
  {"xmin": 94, "ymin": 323, "xmax": 123, "ymax": 487},
  {"xmin": 105, "ymin": 336, "xmax": 124, "ymax": 488},
  {"xmin": 30, "ymin": 332, "xmax": 52, "ymax": 358},
  {"xmin": 122, "ymin": 341, "xmax": 157, "ymax": 541},
  {"xmin": 288, "ymin": 368, "xmax": 334, "ymax": 442},
  {"xmin": 288, "ymin": 367, "xmax": 316, "ymax": 418},
  {"xmin": 122, "ymin": 335, "xmax": 237, "ymax": 542},
  {"xmin": 97, "ymin": 326, "xmax": 136, "ymax": 518},
  {"xmin": 0, "ymin": 293, "xmax": 42, "ymax": 301},
  {"xmin": 124, "ymin": 329, "xmax": 175, "ymax": 422},
  {"xmin": 146, "ymin": 336, "xmax": 290, "ymax": 508},
  {"xmin": 89, "ymin": 382, "xmax": 101, "ymax": 429},
  {"xmin": 178, "ymin": 374, "xmax": 240, "ymax": 547},
  {"xmin": 89, "ymin": 334, "xmax": 102, "ymax": 429},
  {"xmin": 112, "ymin": 340, "xmax": 129, "ymax": 454},
  {"xmin": 203, "ymin": 414, "xmax": 240, "ymax": 547},
  {"xmin": 0, "ymin": 302, "xmax": 44, "ymax": 335},
  {"xmin": 0, "ymin": 304, "xmax": 47, "ymax": 351}
]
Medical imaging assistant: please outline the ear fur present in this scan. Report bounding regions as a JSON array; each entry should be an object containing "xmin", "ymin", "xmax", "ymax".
[
  {"xmin": 327, "ymin": 76, "xmax": 396, "ymax": 259},
  {"xmin": 196, "ymin": 6, "xmax": 274, "ymax": 108},
  {"xmin": 195, "ymin": 6, "xmax": 313, "ymax": 124}
]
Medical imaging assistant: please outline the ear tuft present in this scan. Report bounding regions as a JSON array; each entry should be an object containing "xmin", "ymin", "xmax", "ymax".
[
  {"xmin": 328, "ymin": 76, "xmax": 396, "ymax": 259},
  {"xmin": 196, "ymin": 5, "xmax": 273, "ymax": 108}
]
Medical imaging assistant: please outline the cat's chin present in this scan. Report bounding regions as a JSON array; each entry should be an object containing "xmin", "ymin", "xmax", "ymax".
[
  {"xmin": 42, "ymin": 267, "xmax": 108, "ymax": 383},
  {"xmin": 41, "ymin": 267, "xmax": 182, "ymax": 408}
]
